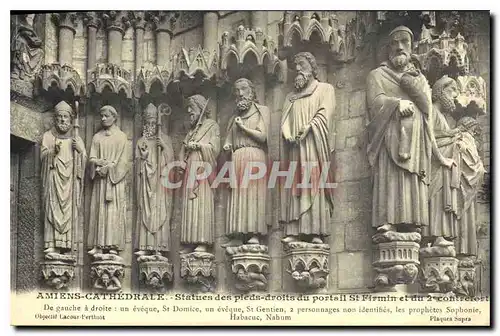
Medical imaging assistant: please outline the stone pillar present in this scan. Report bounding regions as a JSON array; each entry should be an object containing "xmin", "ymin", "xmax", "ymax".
[
  {"xmin": 130, "ymin": 12, "xmax": 146, "ymax": 79},
  {"xmin": 52, "ymin": 13, "xmax": 78, "ymax": 66},
  {"xmin": 83, "ymin": 12, "xmax": 99, "ymax": 73},
  {"xmin": 251, "ymin": 11, "xmax": 268, "ymax": 35},
  {"xmin": 103, "ymin": 11, "xmax": 130, "ymax": 65},
  {"xmin": 203, "ymin": 11, "xmax": 219, "ymax": 54},
  {"xmin": 202, "ymin": 12, "xmax": 219, "ymax": 120},
  {"xmin": 151, "ymin": 12, "xmax": 178, "ymax": 68}
]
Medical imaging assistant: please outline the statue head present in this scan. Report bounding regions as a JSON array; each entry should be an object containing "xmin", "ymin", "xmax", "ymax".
[
  {"xmin": 100, "ymin": 105, "xmax": 118, "ymax": 129},
  {"xmin": 293, "ymin": 52, "xmax": 318, "ymax": 92},
  {"xmin": 186, "ymin": 94, "xmax": 210, "ymax": 128},
  {"xmin": 233, "ymin": 78, "xmax": 257, "ymax": 113},
  {"xmin": 23, "ymin": 14, "xmax": 35, "ymax": 27},
  {"xmin": 142, "ymin": 103, "xmax": 158, "ymax": 138},
  {"xmin": 54, "ymin": 100, "xmax": 73, "ymax": 134},
  {"xmin": 432, "ymin": 75, "xmax": 459, "ymax": 114},
  {"xmin": 388, "ymin": 26, "xmax": 413, "ymax": 71}
]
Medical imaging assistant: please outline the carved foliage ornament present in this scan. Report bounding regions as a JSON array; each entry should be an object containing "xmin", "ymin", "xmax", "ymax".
[
  {"xmin": 102, "ymin": 11, "xmax": 131, "ymax": 34},
  {"xmin": 51, "ymin": 12, "xmax": 78, "ymax": 32}
]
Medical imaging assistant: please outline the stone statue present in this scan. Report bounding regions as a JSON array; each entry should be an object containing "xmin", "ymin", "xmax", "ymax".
[
  {"xmin": 135, "ymin": 103, "xmax": 174, "ymax": 257},
  {"xmin": 40, "ymin": 100, "xmax": 86, "ymax": 256},
  {"xmin": 88, "ymin": 105, "xmax": 130, "ymax": 256},
  {"xmin": 179, "ymin": 94, "xmax": 220, "ymax": 253},
  {"xmin": 280, "ymin": 51, "xmax": 336, "ymax": 244},
  {"xmin": 223, "ymin": 78, "xmax": 270, "ymax": 245},
  {"xmin": 11, "ymin": 14, "xmax": 44, "ymax": 79},
  {"xmin": 424, "ymin": 75, "xmax": 485, "ymax": 256},
  {"xmin": 366, "ymin": 26, "xmax": 453, "ymax": 234}
]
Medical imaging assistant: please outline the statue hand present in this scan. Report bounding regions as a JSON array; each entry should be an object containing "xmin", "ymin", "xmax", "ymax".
[
  {"xmin": 297, "ymin": 124, "xmax": 311, "ymax": 142},
  {"xmin": 156, "ymin": 136, "xmax": 167, "ymax": 150},
  {"xmin": 234, "ymin": 117, "xmax": 243, "ymax": 128},
  {"xmin": 441, "ymin": 157, "xmax": 456, "ymax": 169},
  {"xmin": 399, "ymin": 100, "xmax": 415, "ymax": 117},
  {"xmin": 188, "ymin": 141, "xmax": 200, "ymax": 150},
  {"xmin": 54, "ymin": 141, "xmax": 62, "ymax": 154},
  {"xmin": 72, "ymin": 138, "xmax": 84, "ymax": 153},
  {"xmin": 223, "ymin": 144, "xmax": 232, "ymax": 151}
]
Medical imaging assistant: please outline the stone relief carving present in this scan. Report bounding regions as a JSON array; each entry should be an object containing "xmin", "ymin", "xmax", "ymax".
[
  {"xmin": 279, "ymin": 52, "xmax": 335, "ymax": 291},
  {"xmin": 171, "ymin": 46, "xmax": 218, "ymax": 83},
  {"xmin": 221, "ymin": 78, "xmax": 271, "ymax": 292},
  {"xmin": 135, "ymin": 103, "xmax": 174, "ymax": 291},
  {"xmin": 178, "ymin": 94, "xmax": 220, "ymax": 292},
  {"xmin": 11, "ymin": 14, "xmax": 44, "ymax": 81},
  {"xmin": 40, "ymin": 101, "xmax": 86, "ymax": 290},
  {"xmin": 87, "ymin": 105, "xmax": 129, "ymax": 290}
]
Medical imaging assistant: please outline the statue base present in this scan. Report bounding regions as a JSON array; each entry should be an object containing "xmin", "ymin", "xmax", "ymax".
[
  {"xmin": 372, "ymin": 237, "xmax": 420, "ymax": 291},
  {"xmin": 90, "ymin": 254, "xmax": 125, "ymax": 293},
  {"xmin": 137, "ymin": 255, "xmax": 173, "ymax": 292},
  {"xmin": 283, "ymin": 241, "xmax": 330, "ymax": 292},
  {"xmin": 419, "ymin": 256, "xmax": 458, "ymax": 294},
  {"xmin": 41, "ymin": 253, "xmax": 76, "ymax": 290},
  {"xmin": 226, "ymin": 244, "xmax": 270, "ymax": 292},
  {"xmin": 453, "ymin": 257, "xmax": 477, "ymax": 297},
  {"xmin": 180, "ymin": 251, "xmax": 216, "ymax": 293}
]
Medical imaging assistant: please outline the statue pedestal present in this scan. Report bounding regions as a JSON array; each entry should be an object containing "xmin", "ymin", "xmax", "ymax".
[
  {"xmin": 137, "ymin": 255, "xmax": 173, "ymax": 292},
  {"xmin": 419, "ymin": 256, "xmax": 458, "ymax": 294},
  {"xmin": 41, "ymin": 253, "xmax": 76, "ymax": 290},
  {"xmin": 283, "ymin": 242, "xmax": 330, "ymax": 292},
  {"xmin": 226, "ymin": 244, "xmax": 270, "ymax": 292},
  {"xmin": 90, "ymin": 254, "xmax": 125, "ymax": 292},
  {"xmin": 454, "ymin": 257, "xmax": 477, "ymax": 297},
  {"xmin": 180, "ymin": 252, "xmax": 216, "ymax": 293},
  {"xmin": 372, "ymin": 235, "xmax": 420, "ymax": 292}
]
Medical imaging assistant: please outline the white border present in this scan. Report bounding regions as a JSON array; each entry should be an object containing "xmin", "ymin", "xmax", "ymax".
[{"xmin": 2, "ymin": 1, "xmax": 497, "ymax": 335}]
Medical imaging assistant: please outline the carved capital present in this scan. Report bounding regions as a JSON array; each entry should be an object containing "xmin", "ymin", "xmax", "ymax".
[
  {"xmin": 41, "ymin": 254, "xmax": 76, "ymax": 290},
  {"xmin": 147, "ymin": 11, "xmax": 180, "ymax": 34},
  {"xmin": 88, "ymin": 63, "xmax": 132, "ymax": 98},
  {"xmin": 83, "ymin": 11, "xmax": 101, "ymax": 29},
  {"xmin": 51, "ymin": 12, "xmax": 78, "ymax": 33},
  {"xmin": 90, "ymin": 255, "xmax": 125, "ymax": 293},
  {"xmin": 137, "ymin": 256, "xmax": 173, "ymax": 292},
  {"xmin": 226, "ymin": 244, "xmax": 270, "ymax": 292},
  {"xmin": 129, "ymin": 11, "xmax": 147, "ymax": 30},
  {"xmin": 180, "ymin": 252, "xmax": 216, "ymax": 293},
  {"xmin": 102, "ymin": 11, "xmax": 131, "ymax": 35},
  {"xmin": 283, "ymin": 242, "xmax": 330, "ymax": 292}
]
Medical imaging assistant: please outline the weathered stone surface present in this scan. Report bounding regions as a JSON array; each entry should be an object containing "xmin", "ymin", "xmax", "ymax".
[
  {"xmin": 10, "ymin": 102, "xmax": 44, "ymax": 143},
  {"xmin": 335, "ymin": 150, "xmax": 370, "ymax": 182},
  {"xmin": 348, "ymin": 90, "xmax": 367, "ymax": 117},
  {"xmin": 337, "ymin": 251, "xmax": 371, "ymax": 289}
]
